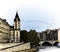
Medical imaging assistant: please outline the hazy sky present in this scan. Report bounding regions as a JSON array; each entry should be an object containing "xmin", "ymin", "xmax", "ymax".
[{"xmin": 0, "ymin": 0, "xmax": 60, "ymax": 32}]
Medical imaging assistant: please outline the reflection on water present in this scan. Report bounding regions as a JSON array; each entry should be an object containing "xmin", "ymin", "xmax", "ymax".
[{"xmin": 38, "ymin": 46, "xmax": 60, "ymax": 52}]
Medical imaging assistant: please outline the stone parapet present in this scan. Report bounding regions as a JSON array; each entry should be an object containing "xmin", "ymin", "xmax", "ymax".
[{"xmin": 0, "ymin": 43, "xmax": 30, "ymax": 52}]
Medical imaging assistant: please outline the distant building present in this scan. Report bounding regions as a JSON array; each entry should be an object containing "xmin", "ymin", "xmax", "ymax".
[
  {"xmin": 37, "ymin": 29, "xmax": 58, "ymax": 41},
  {"xmin": 0, "ymin": 12, "xmax": 20, "ymax": 43}
]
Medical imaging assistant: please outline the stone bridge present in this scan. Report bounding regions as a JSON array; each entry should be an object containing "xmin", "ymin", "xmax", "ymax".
[{"xmin": 39, "ymin": 40, "xmax": 59, "ymax": 46}]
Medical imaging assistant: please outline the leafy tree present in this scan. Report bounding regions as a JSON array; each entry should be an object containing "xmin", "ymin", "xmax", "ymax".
[
  {"xmin": 28, "ymin": 30, "xmax": 40, "ymax": 47},
  {"xmin": 20, "ymin": 30, "xmax": 28, "ymax": 43},
  {"xmin": 20, "ymin": 30, "xmax": 40, "ymax": 47}
]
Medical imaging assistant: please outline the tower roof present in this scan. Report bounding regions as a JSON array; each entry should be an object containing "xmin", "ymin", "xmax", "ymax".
[{"xmin": 14, "ymin": 12, "xmax": 20, "ymax": 21}]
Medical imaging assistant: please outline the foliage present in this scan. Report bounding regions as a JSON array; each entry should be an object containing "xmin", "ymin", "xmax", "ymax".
[
  {"xmin": 28, "ymin": 30, "xmax": 40, "ymax": 47},
  {"xmin": 20, "ymin": 30, "xmax": 28, "ymax": 43},
  {"xmin": 20, "ymin": 30, "xmax": 40, "ymax": 47}
]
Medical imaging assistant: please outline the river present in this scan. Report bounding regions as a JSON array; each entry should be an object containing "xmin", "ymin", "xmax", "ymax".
[{"xmin": 38, "ymin": 46, "xmax": 60, "ymax": 52}]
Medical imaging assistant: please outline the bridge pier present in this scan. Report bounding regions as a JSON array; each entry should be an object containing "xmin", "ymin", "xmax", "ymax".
[
  {"xmin": 51, "ymin": 41, "xmax": 53, "ymax": 46},
  {"xmin": 52, "ymin": 43, "xmax": 54, "ymax": 46},
  {"xmin": 40, "ymin": 44, "xmax": 42, "ymax": 47},
  {"xmin": 39, "ymin": 42, "xmax": 43, "ymax": 47}
]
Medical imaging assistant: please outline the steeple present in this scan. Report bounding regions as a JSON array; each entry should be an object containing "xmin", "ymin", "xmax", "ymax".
[
  {"xmin": 14, "ymin": 11, "xmax": 20, "ymax": 42},
  {"xmin": 14, "ymin": 11, "xmax": 20, "ymax": 21}
]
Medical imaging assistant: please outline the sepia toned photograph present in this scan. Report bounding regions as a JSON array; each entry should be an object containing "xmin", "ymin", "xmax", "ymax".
[{"xmin": 0, "ymin": 0, "xmax": 60, "ymax": 52}]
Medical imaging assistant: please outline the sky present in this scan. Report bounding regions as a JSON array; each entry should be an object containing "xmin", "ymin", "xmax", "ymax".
[{"xmin": 0, "ymin": 0, "xmax": 60, "ymax": 32}]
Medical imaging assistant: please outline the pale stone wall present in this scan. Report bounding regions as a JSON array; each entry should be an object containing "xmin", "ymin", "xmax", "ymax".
[
  {"xmin": 0, "ymin": 27, "xmax": 10, "ymax": 35},
  {"xmin": 0, "ymin": 19, "xmax": 10, "ymax": 42},
  {"xmin": 58, "ymin": 28, "xmax": 60, "ymax": 42},
  {"xmin": 14, "ymin": 22, "xmax": 15, "ymax": 29},
  {"xmin": 0, "ymin": 43, "xmax": 30, "ymax": 52},
  {"xmin": 0, "ymin": 19, "xmax": 10, "ymax": 29},
  {"xmin": 11, "ymin": 30, "xmax": 14, "ymax": 36},
  {"xmin": 14, "ymin": 19, "xmax": 20, "ymax": 42},
  {"xmin": 14, "ymin": 20, "xmax": 20, "ymax": 29},
  {"xmin": 10, "ymin": 30, "xmax": 14, "ymax": 42},
  {"xmin": 14, "ymin": 30, "xmax": 20, "ymax": 42},
  {"xmin": 17, "ymin": 21, "xmax": 20, "ymax": 29}
]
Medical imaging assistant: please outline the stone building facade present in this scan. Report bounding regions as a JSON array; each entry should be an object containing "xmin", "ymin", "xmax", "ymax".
[
  {"xmin": 10, "ymin": 12, "xmax": 20, "ymax": 43},
  {"xmin": 37, "ymin": 29, "xmax": 58, "ymax": 41},
  {"xmin": 0, "ymin": 18, "xmax": 10, "ymax": 42},
  {"xmin": 0, "ymin": 12, "xmax": 20, "ymax": 43}
]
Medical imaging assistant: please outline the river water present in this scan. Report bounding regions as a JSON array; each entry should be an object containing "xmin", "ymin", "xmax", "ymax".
[{"xmin": 38, "ymin": 46, "xmax": 60, "ymax": 52}]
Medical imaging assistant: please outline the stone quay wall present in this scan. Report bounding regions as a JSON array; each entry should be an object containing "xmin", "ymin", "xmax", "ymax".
[{"xmin": 0, "ymin": 43, "xmax": 30, "ymax": 52}]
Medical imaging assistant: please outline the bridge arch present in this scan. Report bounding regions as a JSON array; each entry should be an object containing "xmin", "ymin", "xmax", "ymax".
[
  {"xmin": 53, "ymin": 42, "xmax": 59, "ymax": 46},
  {"xmin": 42, "ymin": 42, "xmax": 52, "ymax": 46}
]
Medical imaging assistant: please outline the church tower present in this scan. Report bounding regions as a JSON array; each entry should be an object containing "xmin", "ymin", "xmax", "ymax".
[{"xmin": 14, "ymin": 12, "xmax": 20, "ymax": 42}]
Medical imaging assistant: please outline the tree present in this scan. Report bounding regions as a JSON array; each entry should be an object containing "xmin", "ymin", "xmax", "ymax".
[
  {"xmin": 20, "ymin": 30, "xmax": 40, "ymax": 47},
  {"xmin": 20, "ymin": 30, "xmax": 28, "ymax": 43},
  {"xmin": 28, "ymin": 30, "xmax": 40, "ymax": 47}
]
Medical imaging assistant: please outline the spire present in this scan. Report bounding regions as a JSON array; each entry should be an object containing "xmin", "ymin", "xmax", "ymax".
[
  {"xmin": 15, "ymin": 11, "xmax": 19, "ymax": 17},
  {"xmin": 14, "ymin": 11, "xmax": 20, "ymax": 21}
]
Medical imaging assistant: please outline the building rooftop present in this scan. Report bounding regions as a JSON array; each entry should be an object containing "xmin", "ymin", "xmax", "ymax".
[{"xmin": 14, "ymin": 12, "xmax": 20, "ymax": 21}]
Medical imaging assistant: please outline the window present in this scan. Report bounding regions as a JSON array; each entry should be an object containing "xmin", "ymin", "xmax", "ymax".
[
  {"xmin": 40, "ymin": 34, "xmax": 43, "ymax": 40},
  {"xmin": 16, "ymin": 32, "xmax": 18, "ymax": 37},
  {"xmin": 13, "ymin": 34, "xmax": 14, "ymax": 36}
]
